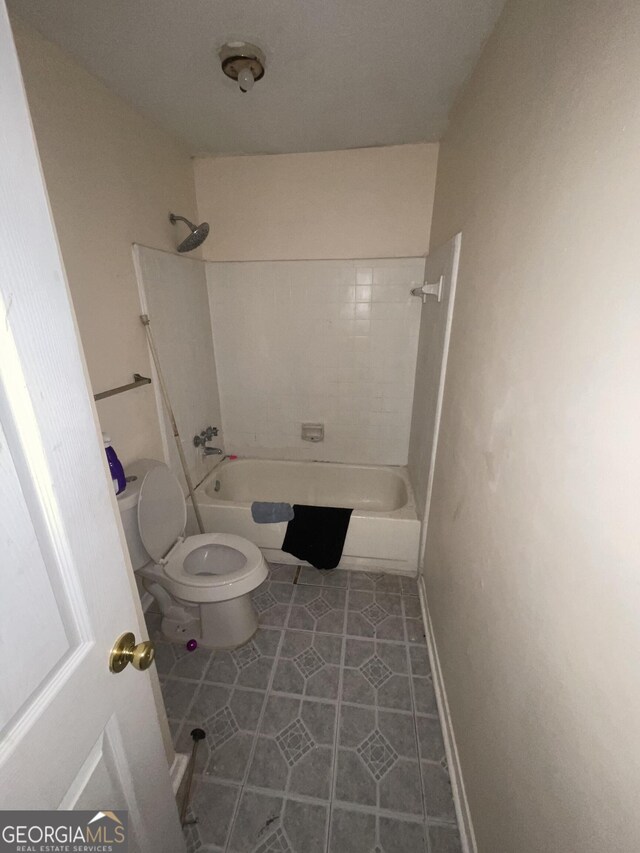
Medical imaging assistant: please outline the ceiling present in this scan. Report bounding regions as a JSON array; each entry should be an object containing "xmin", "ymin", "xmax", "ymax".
[{"xmin": 9, "ymin": 0, "xmax": 506, "ymax": 156}]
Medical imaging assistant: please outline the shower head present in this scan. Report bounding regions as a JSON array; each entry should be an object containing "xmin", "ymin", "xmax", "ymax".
[{"xmin": 169, "ymin": 213, "xmax": 210, "ymax": 253}]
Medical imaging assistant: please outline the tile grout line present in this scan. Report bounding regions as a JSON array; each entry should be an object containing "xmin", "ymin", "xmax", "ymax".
[
  {"xmin": 238, "ymin": 783, "xmax": 440, "ymax": 823},
  {"xmin": 403, "ymin": 592, "xmax": 432, "ymax": 853},
  {"xmin": 374, "ymin": 682, "xmax": 382, "ymax": 847},
  {"xmin": 155, "ymin": 620, "xmax": 248, "ymax": 849},
  {"xmin": 167, "ymin": 677, "xmax": 440, "ymax": 722},
  {"xmin": 163, "ymin": 634, "xmax": 218, "ymax": 749},
  {"xmin": 370, "ymin": 589, "xmax": 423, "ymax": 848},
  {"xmin": 261, "ymin": 625, "xmax": 422, "ymax": 646},
  {"xmin": 323, "ymin": 577, "xmax": 350, "ymax": 853},
  {"xmin": 222, "ymin": 566, "xmax": 298, "ymax": 853}
]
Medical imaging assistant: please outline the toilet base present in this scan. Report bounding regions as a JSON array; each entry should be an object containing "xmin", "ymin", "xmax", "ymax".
[
  {"xmin": 160, "ymin": 611, "xmax": 200, "ymax": 645},
  {"xmin": 141, "ymin": 567, "xmax": 261, "ymax": 650},
  {"xmin": 156, "ymin": 594, "xmax": 259, "ymax": 650},
  {"xmin": 198, "ymin": 592, "xmax": 259, "ymax": 650}
]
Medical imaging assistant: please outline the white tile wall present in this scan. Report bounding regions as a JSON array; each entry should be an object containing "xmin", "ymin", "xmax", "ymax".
[
  {"xmin": 134, "ymin": 246, "xmax": 224, "ymax": 488},
  {"xmin": 206, "ymin": 258, "xmax": 424, "ymax": 465}
]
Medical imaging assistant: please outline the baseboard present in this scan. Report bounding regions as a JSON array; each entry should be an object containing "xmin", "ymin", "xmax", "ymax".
[
  {"xmin": 170, "ymin": 750, "xmax": 189, "ymax": 797},
  {"xmin": 417, "ymin": 574, "xmax": 477, "ymax": 853}
]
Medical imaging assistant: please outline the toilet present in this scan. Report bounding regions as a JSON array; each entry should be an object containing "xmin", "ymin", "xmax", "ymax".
[{"xmin": 117, "ymin": 459, "xmax": 268, "ymax": 649}]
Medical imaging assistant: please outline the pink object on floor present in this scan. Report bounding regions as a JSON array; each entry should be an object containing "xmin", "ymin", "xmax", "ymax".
[{"xmin": 186, "ymin": 639, "xmax": 198, "ymax": 651}]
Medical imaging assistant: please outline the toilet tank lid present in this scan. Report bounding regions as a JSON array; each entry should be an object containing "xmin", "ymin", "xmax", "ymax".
[{"xmin": 137, "ymin": 464, "xmax": 187, "ymax": 562}]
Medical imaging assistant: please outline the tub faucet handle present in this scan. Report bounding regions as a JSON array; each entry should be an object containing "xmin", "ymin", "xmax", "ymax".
[{"xmin": 194, "ymin": 426, "xmax": 219, "ymax": 447}]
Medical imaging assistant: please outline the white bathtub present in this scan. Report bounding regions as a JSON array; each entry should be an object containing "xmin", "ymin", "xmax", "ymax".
[{"xmin": 188, "ymin": 458, "xmax": 420, "ymax": 574}]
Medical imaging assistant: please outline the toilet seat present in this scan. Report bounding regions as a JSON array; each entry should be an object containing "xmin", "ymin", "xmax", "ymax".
[
  {"xmin": 137, "ymin": 465, "xmax": 267, "ymax": 604},
  {"xmin": 163, "ymin": 533, "xmax": 268, "ymax": 603}
]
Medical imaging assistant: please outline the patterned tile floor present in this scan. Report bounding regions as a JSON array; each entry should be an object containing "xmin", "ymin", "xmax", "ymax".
[{"xmin": 145, "ymin": 564, "xmax": 462, "ymax": 853}]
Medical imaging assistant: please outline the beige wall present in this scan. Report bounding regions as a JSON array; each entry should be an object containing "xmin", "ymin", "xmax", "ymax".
[
  {"xmin": 12, "ymin": 18, "xmax": 199, "ymax": 464},
  {"xmin": 426, "ymin": 1, "xmax": 640, "ymax": 851},
  {"xmin": 194, "ymin": 144, "xmax": 438, "ymax": 261}
]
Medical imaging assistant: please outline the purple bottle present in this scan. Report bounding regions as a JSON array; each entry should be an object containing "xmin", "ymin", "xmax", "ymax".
[{"xmin": 102, "ymin": 432, "xmax": 126, "ymax": 495}]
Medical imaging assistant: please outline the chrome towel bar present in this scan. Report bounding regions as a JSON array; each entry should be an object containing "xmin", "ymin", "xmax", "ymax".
[{"xmin": 93, "ymin": 373, "xmax": 151, "ymax": 401}]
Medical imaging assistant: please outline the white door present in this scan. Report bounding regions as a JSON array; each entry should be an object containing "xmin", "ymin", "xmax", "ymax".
[
  {"xmin": 0, "ymin": 6, "xmax": 185, "ymax": 851},
  {"xmin": 408, "ymin": 233, "xmax": 462, "ymax": 565}
]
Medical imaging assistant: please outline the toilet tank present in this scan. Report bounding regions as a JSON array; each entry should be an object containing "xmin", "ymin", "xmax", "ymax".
[{"xmin": 116, "ymin": 458, "xmax": 162, "ymax": 570}]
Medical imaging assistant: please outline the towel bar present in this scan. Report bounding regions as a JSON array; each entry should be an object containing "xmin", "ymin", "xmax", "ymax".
[{"xmin": 94, "ymin": 373, "xmax": 151, "ymax": 401}]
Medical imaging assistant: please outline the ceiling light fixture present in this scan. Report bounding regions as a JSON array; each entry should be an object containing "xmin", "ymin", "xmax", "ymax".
[{"xmin": 219, "ymin": 41, "xmax": 266, "ymax": 94}]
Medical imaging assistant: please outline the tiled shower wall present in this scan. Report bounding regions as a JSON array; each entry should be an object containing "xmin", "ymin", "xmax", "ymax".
[{"xmin": 206, "ymin": 259, "xmax": 424, "ymax": 465}]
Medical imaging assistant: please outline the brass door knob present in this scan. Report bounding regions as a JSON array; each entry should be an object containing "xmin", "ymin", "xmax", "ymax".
[{"xmin": 109, "ymin": 632, "xmax": 155, "ymax": 673}]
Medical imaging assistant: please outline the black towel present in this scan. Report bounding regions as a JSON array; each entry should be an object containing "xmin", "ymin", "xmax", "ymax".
[{"xmin": 282, "ymin": 505, "xmax": 353, "ymax": 570}]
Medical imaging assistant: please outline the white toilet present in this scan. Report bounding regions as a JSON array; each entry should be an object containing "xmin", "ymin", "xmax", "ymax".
[{"xmin": 117, "ymin": 459, "xmax": 268, "ymax": 649}]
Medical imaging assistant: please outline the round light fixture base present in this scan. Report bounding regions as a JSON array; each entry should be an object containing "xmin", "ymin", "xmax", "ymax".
[{"xmin": 219, "ymin": 42, "xmax": 266, "ymax": 93}]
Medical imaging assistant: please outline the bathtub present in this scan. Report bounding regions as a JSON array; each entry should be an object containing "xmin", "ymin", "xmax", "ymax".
[{"xmin": 188, "ymin": 458, "xmax": 420, "ymax": 574}]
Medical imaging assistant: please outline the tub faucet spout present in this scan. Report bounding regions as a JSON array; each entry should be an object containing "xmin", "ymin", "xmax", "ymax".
[{"xmin": 203, "ymin": 446, "xmax": 223, "ymax": 456}]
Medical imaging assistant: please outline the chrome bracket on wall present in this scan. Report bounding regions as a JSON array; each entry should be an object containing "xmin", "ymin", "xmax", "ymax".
[{"xmin": 410, "ymin": 275, "xmax": 444, "ymax": 304}]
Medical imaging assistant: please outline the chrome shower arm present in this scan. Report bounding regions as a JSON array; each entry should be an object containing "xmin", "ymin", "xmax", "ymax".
[{"xmin": 169, "ymin": 213, "xmax": 197, "ymax": 230}]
